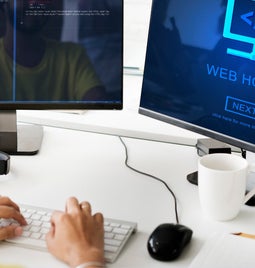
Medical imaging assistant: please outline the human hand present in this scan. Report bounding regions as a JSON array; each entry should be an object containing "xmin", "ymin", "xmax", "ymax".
[
  {"xmin": 46, "ymin": 197, "xmax": 104, "ymax": 268},
  {"xmin": 0, "ymin": 196, "xmax": 27, "ymax": 240}
]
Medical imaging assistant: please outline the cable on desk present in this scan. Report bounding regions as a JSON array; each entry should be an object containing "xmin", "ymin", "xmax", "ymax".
[{"xmin": 118, "ymin": 136, "xmax": 179, "ymax": 224}]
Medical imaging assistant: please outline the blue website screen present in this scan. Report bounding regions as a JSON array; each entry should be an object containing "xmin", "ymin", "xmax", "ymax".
[{"xmin": 140, "ymin": 0, "xmax": 255, "ymax": 147}]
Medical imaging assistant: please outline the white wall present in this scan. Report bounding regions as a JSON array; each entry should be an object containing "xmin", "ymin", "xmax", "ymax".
[{"xmin": 124, "ymin": 0, "xmax": 152, "ymax": 70}]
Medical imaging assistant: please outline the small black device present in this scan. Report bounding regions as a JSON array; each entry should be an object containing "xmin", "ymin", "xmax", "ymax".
[
  {"xmin": 147, "ymin": 223, "xmax": 193, "ymax": 261},
  {"xmin": 0, "ymin": 151, "xmax": 10, "ymax": 175},
  {"xmin": 196, "ymin": 138, "xmax": 231, "ymax": 157}
]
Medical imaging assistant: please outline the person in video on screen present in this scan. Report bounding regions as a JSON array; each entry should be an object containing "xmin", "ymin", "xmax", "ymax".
[
  {"xmin": 0, "ymin": 0, "xmax": 106, "ymax": 102},
  {"xmin": 0, "ymin": 196, "xmax": 105, "ymax": 268}
]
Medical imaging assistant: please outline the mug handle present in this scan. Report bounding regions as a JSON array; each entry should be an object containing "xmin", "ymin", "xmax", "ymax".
[{"xmin": 244, "ymin": 187, "xmax": 255, "ymax": 204}]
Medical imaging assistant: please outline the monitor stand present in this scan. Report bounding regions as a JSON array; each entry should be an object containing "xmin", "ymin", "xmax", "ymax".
[{"xmin": 0, "ymin": 110, "xmax": 43, "ymax": 155}]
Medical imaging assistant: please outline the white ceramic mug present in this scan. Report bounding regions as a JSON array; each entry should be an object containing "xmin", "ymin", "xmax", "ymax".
[{"xmin": 198, "ymin": 153, "xmax": 255, "ymax": 221}]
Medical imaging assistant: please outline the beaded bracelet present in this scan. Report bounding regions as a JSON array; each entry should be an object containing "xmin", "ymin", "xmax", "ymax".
[{"xmin": 75, "ymin": 261, "xmax": 105, "ymax": 268}]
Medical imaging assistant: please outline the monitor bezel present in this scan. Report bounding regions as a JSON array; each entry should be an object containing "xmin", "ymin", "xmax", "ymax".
[
  {"xmin": 139, "ymin": 107, "xmax": 255, "ymax": 153},
  {"xmin": 0, "ymin": 101, "xmax": 123, "ymax": 110}
]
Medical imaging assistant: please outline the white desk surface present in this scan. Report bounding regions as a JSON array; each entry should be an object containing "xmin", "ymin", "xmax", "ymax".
[{"xmin": 1, "ymin": 126, "xmax": 255, "ymax": 268}]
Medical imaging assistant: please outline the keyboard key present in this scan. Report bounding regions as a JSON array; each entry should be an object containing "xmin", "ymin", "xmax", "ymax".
[
  {"xmin": 105, "ymin": 245, "xmax": 118, "ymax": 253},
  {"xmin": 104, "ymin": 238, "xmax": 122, "ymax": 247},
  {"xmin": 113, "ymin": 227, "xmax": 129, "ymax": 235},
  {"xmin": 115, "ymin": 234, "xmax": 126, "ymax": 241},
  {"xmin": 104, "ymin": 232, "xmax": 114, "ymax": 239}
]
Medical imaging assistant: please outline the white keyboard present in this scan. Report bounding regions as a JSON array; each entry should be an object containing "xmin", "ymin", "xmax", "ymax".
[{"xmin": 0, "ymin": 204, "xmax": 137, "ymax": 263}]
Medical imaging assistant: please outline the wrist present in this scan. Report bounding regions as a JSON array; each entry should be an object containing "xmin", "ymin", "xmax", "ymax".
[
  {"xmin": 75, "ymin": 261, "xmax": 105, "ymax": 268},
  {"xmin": 70, "ymin": 248, "xmax": 105, "ymax": 268}
]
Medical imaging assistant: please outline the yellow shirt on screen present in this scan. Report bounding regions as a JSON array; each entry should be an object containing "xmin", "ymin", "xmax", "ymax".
[{"xmin": 0, "ymin": 38, "xmax": 101, "ymax": 101}]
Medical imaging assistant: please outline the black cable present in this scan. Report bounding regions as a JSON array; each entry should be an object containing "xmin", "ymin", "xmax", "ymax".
[{"xmin": 118, "ymin": 136, "xmax": 179, "ymax": 224}]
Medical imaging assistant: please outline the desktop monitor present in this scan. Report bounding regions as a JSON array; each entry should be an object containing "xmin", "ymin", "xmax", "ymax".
[
  {"xmin": 0, "ymin": 0, "xmax": 123, "ymax": 154},
  {"xmin": 139, "ymin": 0, "xmax": 255, "ymax": 154}
]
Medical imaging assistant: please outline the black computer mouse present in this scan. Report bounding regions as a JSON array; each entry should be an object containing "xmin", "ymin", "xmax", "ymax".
[{"xmin": 147, "ymin": 223, "xmax": 193, "ymax": 261}]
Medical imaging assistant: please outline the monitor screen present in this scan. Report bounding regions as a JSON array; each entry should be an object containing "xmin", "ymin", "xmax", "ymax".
[
  {"xmin": 139, "ymin": 0, "xmax": 255, "ymax": 153},
  {"xmin": 0, "ymin": 0, "xmax": 123, "ymax": 154},
  {"xmin": 0, "ymin": 0, "xmax": 123, "ymax": 109}
]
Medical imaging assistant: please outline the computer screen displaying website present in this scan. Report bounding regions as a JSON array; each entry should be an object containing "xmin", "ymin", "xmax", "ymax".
[{"xmin": 140, "ymin": 0, "xmax": 255, "ymax": 152}]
